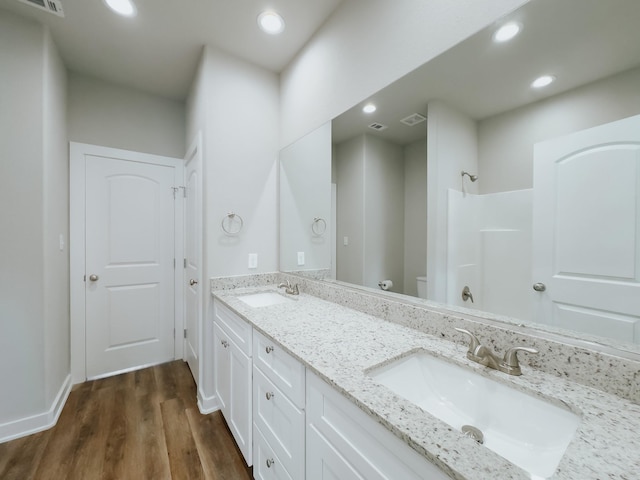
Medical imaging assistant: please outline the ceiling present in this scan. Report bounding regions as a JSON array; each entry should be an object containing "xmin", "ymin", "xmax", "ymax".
[
  {"xmin": 0, "ymin": 0, "xmax": 344, "ymax": 100},
  {"xmin": 332, "ymin": 0, "xmax": 640, "ymax": 146}
]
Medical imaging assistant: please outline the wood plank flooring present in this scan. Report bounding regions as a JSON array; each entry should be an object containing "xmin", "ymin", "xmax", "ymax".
[{"xmin": 0, "ymin": 361, "xmax": 253, "ymax": 480}]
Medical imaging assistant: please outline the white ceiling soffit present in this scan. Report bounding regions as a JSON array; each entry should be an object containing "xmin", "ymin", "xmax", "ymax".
[{"xmin": 0, "ymin": 0, "xmax": 344, "ymax": 100}]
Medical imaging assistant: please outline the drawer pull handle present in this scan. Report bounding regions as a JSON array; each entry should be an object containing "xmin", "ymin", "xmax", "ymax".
[
  {"xmin": 265, "ymin": 346, "xmax": 274, "ymax": 354},
  {"xmin": 266, "ymin": 391, "xmax": 274, "ymax": 400},
  {"xmin": 266, "ymin": 458, "xmax": 275, "ymax": 468},
  {"xmin": 221, "ymin": 340, "xmax": 229, "ymax": 348}
]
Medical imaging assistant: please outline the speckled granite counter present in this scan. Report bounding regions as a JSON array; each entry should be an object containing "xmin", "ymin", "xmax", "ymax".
[{"xmin": 212, "ymin": 284, "xmax": 640, "ymax": 480}]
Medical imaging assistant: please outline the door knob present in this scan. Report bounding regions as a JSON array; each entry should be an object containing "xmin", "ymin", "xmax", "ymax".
[
  {"xmin": 189, "ymin": 279, "xmax": 198, "ymax": 286},
  {"xmin": 533, "ymin": 282, "xmax": 546, "ymax": 292},
  {"xmin": 89, "ymin": 274, "xmax": 99, "ymax": 282}
]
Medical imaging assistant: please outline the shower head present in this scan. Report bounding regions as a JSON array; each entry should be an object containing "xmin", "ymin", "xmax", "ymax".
[{"xmin": 461, "ymin": 170, "xmax": 478, "ymax": 182}]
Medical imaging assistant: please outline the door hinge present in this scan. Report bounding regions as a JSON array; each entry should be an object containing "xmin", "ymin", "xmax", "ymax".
[
  {"xmin": 184, "ymin": 258, "xmax": 187, "ymax": 268},
  {"xmin": 171, "ymin": 186, "xmax": 186, "ymax": 199},
  {"xmin": 173, "ymin": 258, "xmax": 176, "ymax": 269},
  {"xmin": 83, "ymin": 274, "xmax": 86, "ymax": 282},
  {"xmin": 183, "ymin": 328, "xmax": 187, "ymax": 339}
]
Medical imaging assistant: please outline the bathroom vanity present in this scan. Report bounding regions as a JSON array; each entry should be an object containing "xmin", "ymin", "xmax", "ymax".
[{"xmin": 211, "ymin": 274, "xmax": 640, "ymax": 480}]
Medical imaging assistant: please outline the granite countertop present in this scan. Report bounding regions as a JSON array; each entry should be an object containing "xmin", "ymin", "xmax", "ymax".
[{"xmin": 212, "ymin": 285, "xmax": 640, "ymax": 480}]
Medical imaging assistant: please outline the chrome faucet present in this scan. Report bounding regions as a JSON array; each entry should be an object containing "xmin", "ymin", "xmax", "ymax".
[
  {"xmin": 454, "ymin": 328, "xmax": 538, "ymax": 376},
  {"xmin": 277, "ymin": 280, "xmax": 299, "ymax": 295}
]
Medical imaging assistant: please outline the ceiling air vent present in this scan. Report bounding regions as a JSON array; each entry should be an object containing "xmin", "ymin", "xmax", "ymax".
[
  {"xmin": 368, "ymin": 122, "xmax": 388, "ymax": 131},
  {"xmin": 17, "ymin": 0, "xmax": 64, "ymax": 17},
  {"xmin": 400, "ymin": 113, "xmax": 427, "ymax": 127}
]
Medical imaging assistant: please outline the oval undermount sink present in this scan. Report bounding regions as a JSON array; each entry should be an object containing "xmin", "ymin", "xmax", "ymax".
[
  {"xmin": 237, "ymin": 291, "xmax": 294, "ymax": 308},
  {"xmin": 368, "ymin": 351, "xmax": 580, "ymax": 479}
]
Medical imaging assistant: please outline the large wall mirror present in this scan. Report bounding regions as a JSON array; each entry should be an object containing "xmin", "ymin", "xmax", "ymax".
[{"xmin": 279, "ymin": 0, "xmax": 640, "ymax": 355}]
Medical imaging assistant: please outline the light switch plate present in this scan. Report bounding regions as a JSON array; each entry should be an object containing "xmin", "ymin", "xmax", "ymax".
[
  {"xmin": 343, "ymin": 236, "xmax": 349, "ymax": 246},
  {"xmin": 248, "ymin": 253, "xmax": 258, "ymax": 269},
  {"xmin": 297, "ymin": 251, "xmax": 305, "ymax": 266}
]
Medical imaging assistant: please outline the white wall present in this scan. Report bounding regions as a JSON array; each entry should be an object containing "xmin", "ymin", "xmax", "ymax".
[
  {"xmin": 280, "ymin": 122, "xmax": 332, "ymax": 272},
  {"xmin": 0, "ymin": 10, "xmax": 69, "ymax": 438},
  {"xmin": 335, "ymin": 135, "xmax": 404, "ymax": 291},
  {"xmin": 280, "ymin": 0, "xmax": 529, "ymax": 148},
  {"xmin": 479, "ymin": 66, "xmax": 640, "ymax": 194},
  {"xmin": 427, "ymin": 100, "xmax": 478, "ymax": 302},
  {"xmin": 0, "ymin": 9, "xmax": 46, "ymax": 425},
  {"xmin": 43, "ymin": 28, "xmax": 69, "ymax": 408},
  {"xmin": 68, "ymin": 73, "xmax": 185, "ymax": 158},
  {"xmin": 363, "ymin": 135, "xmax": 404, "ymax": 292},
  {"xmin": 335, "ymin": 136, "xmax": 365, "ymax": 285},
  {"xmin": 203, "ymin": 47, "xmax": 279, "ymax": 278},
  {"xmin": 185, "ymin": 46, "xmax": 279, "ymax": 410},
  {"xmin": 403, "ymin": 139, "xmax": 427, "ymax": 297}
]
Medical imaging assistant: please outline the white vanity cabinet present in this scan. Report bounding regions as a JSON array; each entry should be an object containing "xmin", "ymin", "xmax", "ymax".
[
  {"xmin": 213, "ymin": 301, "xmax": 253, "ymax": 466},
  {"xmin": 253, "ymin": 330, "xmax": 306, "ymax": 480},
  {"xmin": 306, "ymin": 371, "xmax": 450, "ymax": 480}
]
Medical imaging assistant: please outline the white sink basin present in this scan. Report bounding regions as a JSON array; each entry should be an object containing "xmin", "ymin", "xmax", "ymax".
[
  {"xmin": 237, "ymin": 292, "xmax": 294, "ymax": 308},
  {"xmin": 369, "ymin": 351, "xmax": 580, "ymax": 479}
]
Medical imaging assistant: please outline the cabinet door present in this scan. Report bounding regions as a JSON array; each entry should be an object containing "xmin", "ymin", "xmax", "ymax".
[
  {"xmin": 307, "ymin": 424, "xmax": 364, "ymax": 480},
  {"xmin": 213, "ymin": 322, "xmax": 230, "ymax": 413},
  {"xmin": 228, "ymin": 339, "xmax": 252, "ymax": 466},
  {"xmin": 306, "ymin": 371, "xmax": 449, "ymax": 480}
]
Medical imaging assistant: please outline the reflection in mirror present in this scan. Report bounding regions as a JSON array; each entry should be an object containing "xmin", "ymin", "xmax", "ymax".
[
  {"xmin": 332, "ymin": 112, "xmax": 427, "ymax": 296},
  {"xmin": 280, "ymin": 0, "xmax": 640, "ymax": 353},
  {"xmin": 279, "ymin": 122, "xmax": 332, "ymax": 275}
]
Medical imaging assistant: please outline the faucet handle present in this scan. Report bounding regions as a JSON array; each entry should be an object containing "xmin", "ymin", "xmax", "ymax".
[
  {"xmin": 502, "ymin": 346, "xmax": 538, "ymax": 375},
  {"xmin": 454, "ymin": 328, "xmax": 481, "ymax": 355}
]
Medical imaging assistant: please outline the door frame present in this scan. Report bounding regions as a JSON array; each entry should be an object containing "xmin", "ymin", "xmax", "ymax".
[{"xmin": 70, "ymin": 142, "xmax": 185, "ymax": 384}]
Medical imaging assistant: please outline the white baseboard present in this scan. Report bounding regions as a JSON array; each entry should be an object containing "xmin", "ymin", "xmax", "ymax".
[
  {"xmin": 0, "ymin": 374, "xmax": 72, "ymax": 444},
  {"xmin": 197, "ymin": 388, "xmax": 221, "ymax": 414}
]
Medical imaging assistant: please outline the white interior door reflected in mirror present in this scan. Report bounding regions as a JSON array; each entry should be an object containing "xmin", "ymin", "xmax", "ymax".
[{"xmin": 532, "ymin": 114, "xmax": 640, "ymax": 344}]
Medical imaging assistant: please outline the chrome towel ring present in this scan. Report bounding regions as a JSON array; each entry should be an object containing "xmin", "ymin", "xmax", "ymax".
[
  {"xmin": 221, "ymin": 212, "xmax": 244, "ymax": 235},
  {"xmin": 312, "ymin": 217, "xmax": 327, "ymax": 236}
]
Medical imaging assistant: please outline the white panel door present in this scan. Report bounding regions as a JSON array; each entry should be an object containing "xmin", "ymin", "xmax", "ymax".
[
  {"xmin": 85, "ymin": 155, "xmax": 176, "ymax": 378},
  {"xmin": 184, "ymin": 136, "xmax": 202, "ymax": 382},
  {"xmin": 532, "ymin": 114, "xmax": 640, "ymax": 343}
]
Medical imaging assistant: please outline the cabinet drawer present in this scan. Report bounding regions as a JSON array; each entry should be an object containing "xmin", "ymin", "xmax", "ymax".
[
  {"xmin": 253, "ymin": 365, "xmax": 305, "ymax": 480},
  {"xmin": 254, "ymin": 426, "xmax": 293, "ymax": 480},
  {"xmin": 214, "ymin": 300, "xmax": 252, "ymax": 356},
  {"xmin": 253, "ymin": 330, "xmax": 305, "ymax": 407}
]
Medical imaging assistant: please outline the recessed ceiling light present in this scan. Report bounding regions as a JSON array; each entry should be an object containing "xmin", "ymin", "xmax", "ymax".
[
  {"xmin": 493, "ymin": 22, "xmax": 521, "ymax": 43},
  {"xmin": 258, "ymin": 11, "xmax": 285, "ymax": 35},
  {"xmin": 362, "ymin": 103, "xmax": 377, "ymax": 114},
  {"xmin": 104, "ymin": 0, "xmax": 136, "ymax": 17},
  {"xmin": 531, "ymin": 75, "xmax": 556, "ymax": 89}
]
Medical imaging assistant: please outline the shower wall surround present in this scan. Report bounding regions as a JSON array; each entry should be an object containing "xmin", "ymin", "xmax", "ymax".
[{"xmin": 211, "ymin": 273, "xmax": 640, "ymax": 404}]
